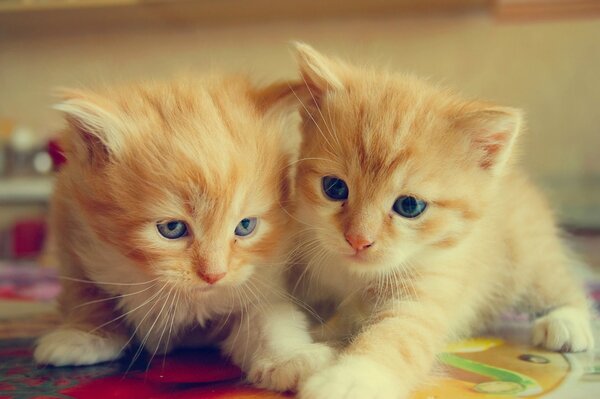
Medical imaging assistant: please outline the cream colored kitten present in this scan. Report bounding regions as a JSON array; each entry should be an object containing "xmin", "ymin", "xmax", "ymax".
[
  {"xmin": 34, "ymin": 75, "xmax": 333, "ymax": 392},
  {"xmin": 286, "ymin": 44, "xmax": 594, "ymax": 399}
]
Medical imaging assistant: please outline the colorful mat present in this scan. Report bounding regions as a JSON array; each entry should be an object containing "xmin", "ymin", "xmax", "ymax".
[{"xmin": 1, "ymin": 263, "xmax": 599, "ymax": 399}]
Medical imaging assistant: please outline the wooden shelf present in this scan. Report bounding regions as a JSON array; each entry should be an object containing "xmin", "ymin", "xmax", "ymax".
[
  {"xmin": 494, "ymin": 0, "xmax": 600, "ymax": 20},
  {"xmin": 0, "ymin": 0, "xmax": 491, "ymax": 39},
  {"xmin": 0, "ymin": 0, "xmax": 489, "ymax": 13},
  {"xmin": 0, "ymin": 0, "xmax": 143, "ymax": 12}
]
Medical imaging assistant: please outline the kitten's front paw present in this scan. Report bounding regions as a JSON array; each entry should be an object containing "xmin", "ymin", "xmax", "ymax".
[
  {"xmin": 248, "ymin": 343, "xmax": 334, "ymax": 392},
  {"xmin": 533, "ymin": 306, "xmax": 594, "ymax": 352},
  {"xmin": 34, "ymin": 327, "xmax": 126, "ymax": 366},
  {"xmin": 299, "ymin": 355, "xmax": 403, "ymax": 399}
]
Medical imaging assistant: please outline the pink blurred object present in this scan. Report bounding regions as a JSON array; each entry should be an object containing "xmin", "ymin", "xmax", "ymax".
[
  {"xmin": 0, "ymin": 261, "xmax": 60, "ymax": 301},
  {"xmin": 47, "ymin": 139, "xmax": 66, "ymax": 169},
  {"xmin": 10, "ymin": 218, "xmax": 46, "ymax": 259}
]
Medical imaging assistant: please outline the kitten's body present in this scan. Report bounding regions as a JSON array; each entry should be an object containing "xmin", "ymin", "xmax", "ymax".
[
  {"xmin": 286, "ymin": 44, "xmax": 594, "ymax": 399},
  {"xmin": 34, "ymin": 75, "xmax": 332, "ymax": 391},
  {"xmin": 295, "ymin": 172, "xmax": 587, "ymax": 338}
]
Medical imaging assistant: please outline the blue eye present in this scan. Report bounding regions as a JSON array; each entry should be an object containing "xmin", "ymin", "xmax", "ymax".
[
  {"xmin": 393, "ymin": 196, "xmax": 427, "ymax": 218},
  {"xmin": 157, "ymin": 220, "xmax": 188, "ymax": 239},
  {"xmin": 235, "ymin": 217, "xmax": 258, "ymax": 237},
  {"xmin": 322, "ymin": 176, "xmax": 349, "ymax": 201}
]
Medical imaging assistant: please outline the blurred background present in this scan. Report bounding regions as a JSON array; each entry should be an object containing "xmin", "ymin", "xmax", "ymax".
[{"xmin": 0, "ymin": 0, "xmax": 599, "ymax": 273}]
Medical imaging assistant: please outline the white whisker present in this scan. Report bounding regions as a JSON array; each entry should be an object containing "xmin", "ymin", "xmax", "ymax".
[
  {"xmin": 59, "ymin": 276, "xmax": 159, "ymax": 286},
  {"xmin": 73, "ymin": 283, "xmax": 158, "ymax": 310}
]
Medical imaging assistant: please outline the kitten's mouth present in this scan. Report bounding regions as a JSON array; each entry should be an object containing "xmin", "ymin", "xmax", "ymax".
[
  {"xmin": 344, "ymin": 249, "xmax": 387, "ymax": 268},
  {"xmin": 192, "ymin": 283, "xmax": 219, "ymax": 293},
  {"xmin": 345, "ymin": 251, "xmax": 370, "ymax": 263}
]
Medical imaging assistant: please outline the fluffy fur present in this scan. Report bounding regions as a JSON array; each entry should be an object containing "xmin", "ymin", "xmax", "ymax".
[
  {"xmin": 285, "ymin": 44, "xmax": 594, "ymax": 399},
  {"xmin": 34, "ymin": 75, "xmax": 333, "ymax": 392}
]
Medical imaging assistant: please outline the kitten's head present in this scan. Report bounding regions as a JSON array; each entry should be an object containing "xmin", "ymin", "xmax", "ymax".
[
  {"xmin": 290, "ymin": 43, "xmax": 522, "ymax": 275},
  {"xmin": 57, "ymin": 76, "xmax": 295, "ymax": 290}
]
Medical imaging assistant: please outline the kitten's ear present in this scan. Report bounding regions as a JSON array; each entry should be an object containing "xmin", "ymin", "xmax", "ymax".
[
  {"xmin": 293, "ymin": 42, "xmax": 345, "ymax": 98},
  {"xmin": 54, "ymin": 89, "xmax": 123, "ymax": 164},
  {"xmin": 251, "ymin": 79, "xmax": 303, "ymax": 156},
  {"xmin": 458, "ymin": 107, "xmax": 523, "ymax": 174},
  {"xmin": 252, "ymin": 80, "xmax": 307, "ymax": 116}
]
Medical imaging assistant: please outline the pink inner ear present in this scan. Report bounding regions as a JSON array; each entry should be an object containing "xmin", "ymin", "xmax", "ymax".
[
  {"xmin": 476, "ymin": 131, "xmax": 509, "ymax": 170},
  {"xmin": 74, "ymin": 124, "xmax": 109, "ymax": 163},
  {"xmin": 298, "ymin": 76, "xmax": 324, "ymax": 106}
]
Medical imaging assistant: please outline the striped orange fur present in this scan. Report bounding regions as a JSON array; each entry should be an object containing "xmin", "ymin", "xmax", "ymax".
[
  {"xmin": 285, "ymin": 43, "xmax": 594, "ymax": 399},
  {"xmin": 34, "ymin": 74, "xmax": 334, "ymax": 392}
]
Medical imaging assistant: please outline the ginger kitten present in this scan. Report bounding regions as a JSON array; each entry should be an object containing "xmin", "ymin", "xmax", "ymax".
[
  {"xmin": 286, "ymin": 44, "xmax": 594, "ymax": 399},
  {"xmin": 34, "ymin": 75, "xmax": 332, "ymax": 392}
]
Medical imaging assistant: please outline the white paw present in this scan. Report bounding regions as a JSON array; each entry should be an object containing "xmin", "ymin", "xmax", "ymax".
[
  {"xmin": 533, "ymin": 306, "xmax": 594, "ymax": 352},
  {"xmin": 34, "ymin": 327, "xmax": 126, "ymax": 366},
  {"xmin": 247, "ymin": 343, "xmax": 334, "ymax": 392},
  {"xmin": 299, "ymin": 355, "xmax": 404, "ymax": 399}
]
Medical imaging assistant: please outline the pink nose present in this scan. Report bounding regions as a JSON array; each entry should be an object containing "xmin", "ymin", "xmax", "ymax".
[
  {"xmin": 198, "ymin": 272, "xmax": 226, "ymax": 285},
  {"xmin": 345, "ymin": 234, "xmax": 374, "ymax": 252}
]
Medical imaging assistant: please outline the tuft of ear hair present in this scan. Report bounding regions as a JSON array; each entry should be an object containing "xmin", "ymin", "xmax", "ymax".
[
  {"xmin": 458, "ymin": 107, "xmax": 523, "ymax": 174},
  {"xmin": 292, "ymin": 42, "xmax": 345, "ymax": 96},
  {"xmin": 53, "ymin": 89, "xmax": 123, "ymax": 165}
]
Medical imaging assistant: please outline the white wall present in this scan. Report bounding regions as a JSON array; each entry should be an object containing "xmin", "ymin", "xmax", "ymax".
[{"xmin": 1, "ymin": 10, "xmax": 599, "ymax": 226}]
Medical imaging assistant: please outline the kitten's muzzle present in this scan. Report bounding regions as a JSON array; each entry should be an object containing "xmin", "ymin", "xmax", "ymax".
[
  {"xmin": 193, "ymin": 257, "xmax": 227, "ymax": 285},
  {"xmin": 197, "ymin": 271, "xmax": 226, "ymax": 285},
  {"xmin": 345, "ymin": 233, "xmax": 374, "ymax": 252}
]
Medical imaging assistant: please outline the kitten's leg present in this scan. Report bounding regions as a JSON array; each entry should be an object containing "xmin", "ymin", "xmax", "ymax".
[
  {"xmin": 34, "ymin": 279, "xmax": 128, "ymax": 366},
  {"xmin": 311, "ymin": 313, "xmax": 351, "ymax": 343},
  {"xmin": 524, "ymin": 244, "xmax": 594, "ymax": 352},
  {"xmin": 533, "ymin": 306, "xmax": 594, "ymax": 352},
  {"xmin": 508, "ymin": 193, "xmax": 595, "ymax": 352},
  {"xmin": 311, "ymin": 300, "xmax": 364, "ymax": 345},
  {"xmin": 300, "ymin": 274, "xmax": 464, "ymax": 399},
  {"xmin": 220, "ymin": 300, "xmax": 335, "ymax": 392}
]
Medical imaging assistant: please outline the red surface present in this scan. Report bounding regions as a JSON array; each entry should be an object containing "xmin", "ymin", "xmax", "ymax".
[
  {"xmin": 56, "ymin": 348, "xmax": 288, "ymax": 399},
  {"xmin": 142, "ymin": 348, "xmax": 242, "ymax": 384},
  {"xmin": 0, "ymin": 339, "xmax": 288, "ymax": 399}
]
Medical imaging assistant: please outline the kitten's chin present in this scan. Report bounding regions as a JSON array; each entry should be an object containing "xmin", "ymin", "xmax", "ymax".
[
  {"xmin": 340, "ymin": 252, "xmax": 404, "ymax": 276},
  {"xmin": 340, "ymin": 252, "xmax": 388, "ymax": 274}
]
